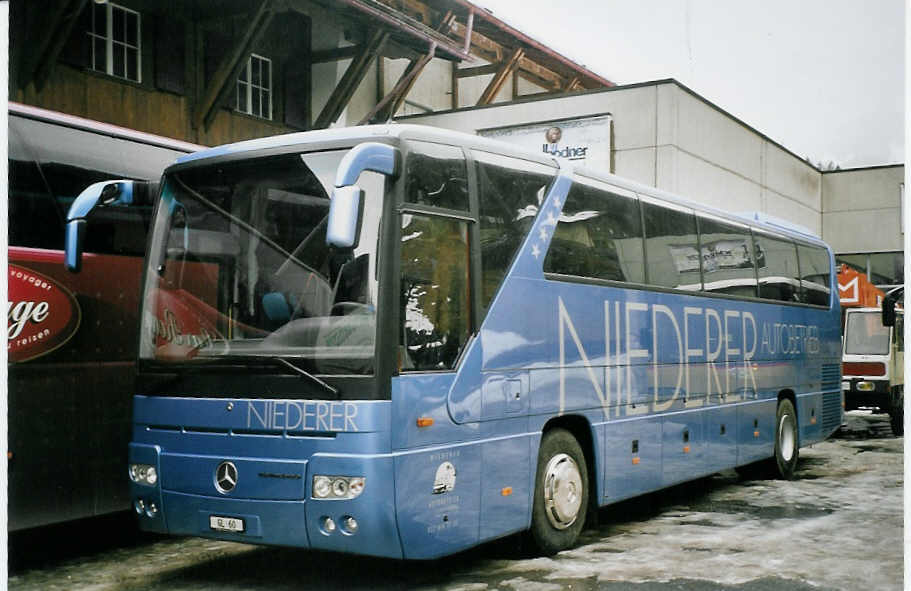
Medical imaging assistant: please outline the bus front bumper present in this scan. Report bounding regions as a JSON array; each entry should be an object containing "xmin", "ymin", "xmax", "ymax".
[{"xmin": 129, "ymin": 445, "xmax": 403, "ymax": 558}]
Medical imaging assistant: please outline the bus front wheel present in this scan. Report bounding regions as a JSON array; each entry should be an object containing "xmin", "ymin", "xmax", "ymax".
[
  {"xmin": 774, "ymin": 399, "xmax": 799, "ymax": 479},
  {"xmin": 529, "ymin": 428, "xmax": 588, "ymax": 555}
]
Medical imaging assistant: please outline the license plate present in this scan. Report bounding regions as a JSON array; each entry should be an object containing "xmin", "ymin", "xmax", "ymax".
[{"xmin": 209, "ymin": 515, "xmax": 245, "ymax": 533}]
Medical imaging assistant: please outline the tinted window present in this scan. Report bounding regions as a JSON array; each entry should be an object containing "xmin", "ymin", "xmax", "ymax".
[
  {"xmin": 544, "ymin": 178, "xmax": 645, "ymax": 283},
  {"xmin": 474, "ymin": 151, "xmax": 556, "ymax": 308},
  {"xmin": 869, "ymin": 251, "xmax": 904, "ymax": 286},
  {"xmin": 698, "ymin": 216, "xmax": 757, "ymax": 297},
  {"xmin": 400, "ymin": 214, "xmax": 471, "ymax": 371},
  {"xmin": 405, "ymin": 141, "xmax": 469, "ymax": 211},
  {"xmin": 643, "ymin": 200, "xmax": 699, "ymax": 290},
  {"xmin": 755, "ymin": 233, "xmax": 800, "ymax": 302},
  {"xmin": 797, "ymin": 244, "xmax": 831, "ymax": 306}
]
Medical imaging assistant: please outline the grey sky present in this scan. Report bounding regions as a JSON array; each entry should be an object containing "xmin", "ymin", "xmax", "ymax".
[{"xmin": 476, "ymin": 0, "xmax": 904, "ymax": 168}]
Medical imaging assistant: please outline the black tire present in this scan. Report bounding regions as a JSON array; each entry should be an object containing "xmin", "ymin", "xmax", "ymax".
[
  {"xmin": 529, "ymin": 428, "xmax": 589, "ymax": 555},
  {"xmin": 889, "ymin": 388, "xmax": 903, "ymax": 436},
  {"xmin": 773, "ymin": 399, "xmax": 799, "ymax": 479}
]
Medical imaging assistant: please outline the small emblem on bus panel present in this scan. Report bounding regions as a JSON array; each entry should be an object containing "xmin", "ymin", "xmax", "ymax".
[
  {"xmin": 215, "ymin": 461, "xmax": 238, "ymax": 494},
  {"xmin": 432, "ymin": 461, "xmax": 457, "ymax": 494}
]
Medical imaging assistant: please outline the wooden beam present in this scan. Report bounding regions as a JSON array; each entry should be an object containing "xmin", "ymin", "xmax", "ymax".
[
  {"xmin": 315, "ymin": 28, "xmax": 389, "ymax": 129},
  {"xmin": 310, "ymin": 45, "xmax": 361, "ymax": 64},
  {"xmin": 454, "ymin": 63, "xmax": 500, "ymax": 78},
  {"xmin": 195, "ymin": 1, "xmax": 276, "ymax": 129},
  {"xmin": 436, "ymin": 10, "xmax": 456, "ymax": 35},
  {"xmin": 21, "ymin": 0, "xmax": 88, "ymax": 91},
  {"xmin": 517, "ymin": 69, "xmax": 561, "ymax": 92},
  {"xmin": 477, "ymin": 48, "xmax": 524, "ymax": 106},
  {"xmin": 564, "ymin": 75, "xmax": 581, "ymax": 92},
  {"xmin": 360, "ymin": 43, "xmax": 435, "ymax": 124},
  {"xmin": 451, "ymin": 60, "xmax": 459, "ymax": 110},
  {"xmin": 451, "ymin": 20, "xmax": 564, "ymax": 89},
  {"xmin": 462, "ymin": 9, "xmax": 474, "ymax": 55}
]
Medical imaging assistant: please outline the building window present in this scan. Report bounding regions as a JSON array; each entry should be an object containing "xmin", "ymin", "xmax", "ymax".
[
  {"xmin": 237, "ymin": 54, "xmax": 272, "ymax": 120},
  {"xmin": 836, "ymin": 251, "xmax": 904, "ymax": 289},
  {"xmin": 89, "ymin": 3, "xmax": 141, "ymax": 82}
]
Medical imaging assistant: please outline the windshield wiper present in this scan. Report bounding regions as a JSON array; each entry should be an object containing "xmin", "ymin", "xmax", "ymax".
[{"xmin": 271, "ymin": 356, "xmax": 339, "ymax": 398}]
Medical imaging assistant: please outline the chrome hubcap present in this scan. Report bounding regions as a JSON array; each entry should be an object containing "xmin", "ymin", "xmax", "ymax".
[
  {"xmin": 543, "ymin": 453, "xmax": 583, "ymax": 529},
  {"xmin": 779, "ymin": 414, "xmax": 795, "ymax": 462}
]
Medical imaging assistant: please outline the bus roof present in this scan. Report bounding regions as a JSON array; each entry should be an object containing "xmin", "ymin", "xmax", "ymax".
[{"xmin": 175, "ymin": 122, "xmax": 829, "ymax": 248}]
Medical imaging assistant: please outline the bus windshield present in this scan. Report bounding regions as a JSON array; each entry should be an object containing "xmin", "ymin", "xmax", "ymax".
[
  {"xmin": 844, "ymin": 311, "xmax": 890, "ymax": 355},
  {"xmin": 139, "ymin": 150, "xmax": 384, "ymax": 375}
]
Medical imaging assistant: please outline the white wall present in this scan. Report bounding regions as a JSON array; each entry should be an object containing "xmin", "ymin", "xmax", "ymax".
[
  {"xmin": 402, "ymin": 80, "xmax": 825, "ymax": 234},
  {"xmin": 821, "ymin": 166, "xmax": 904, "ymax": 253}
]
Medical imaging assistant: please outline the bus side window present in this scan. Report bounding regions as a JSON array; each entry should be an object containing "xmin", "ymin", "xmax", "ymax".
[
  {"xmin": 755, "ymin": 232, "xmax": 801, "ymax": 303},
  {"xmin": 400, "ymin": 214, "xmax": 471, "ymax": 371},
  {"xmin": 697, "ymin": 216, "xmax": 757, "ymax": 297},
  {"xmin": 8, "ymin": 121, "xmax": 66, "ymax": 249},
  {"xmin": 473, "ymin": 150, "xmax": 557, "ymax": 309},
  {"xmin": 405, "ymin": 141, "xmax": 469, "ymax": 211},
  {"xmin": 895, "ymin": 316, "xmax": 904, "ymax": 353},
  {"xmin": 797, "ymin": 244, "xmax": 832, "ymax": 306},
  {"xmin": 642, "ymin": 200, "xmax": 699, "ymax": 290},
  {"xmin": 544, "ymin": 177, "xmax": 644, "ymax": 284}
]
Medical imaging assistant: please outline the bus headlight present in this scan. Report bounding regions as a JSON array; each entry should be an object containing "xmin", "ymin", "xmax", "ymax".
[
  {"xmin": 311, "ymin": 475, "xmax": 365, "ymax": 499},
  {"xmin": 130, "ymin": 463, "xmax": 158, "ymax": 486}
]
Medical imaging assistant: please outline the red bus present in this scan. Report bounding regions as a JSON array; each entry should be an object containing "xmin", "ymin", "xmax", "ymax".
[{"xmin": 8, "ymin": 103, "xmax": 201, "ymax": 530}]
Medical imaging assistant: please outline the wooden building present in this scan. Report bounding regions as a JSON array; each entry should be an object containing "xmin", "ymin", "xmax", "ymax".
[{"xmin": 10, "ymin": 0, "xmax": 612, "ymax": 147}]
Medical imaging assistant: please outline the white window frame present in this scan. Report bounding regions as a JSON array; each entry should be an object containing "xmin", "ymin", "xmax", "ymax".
[
  {"xmin": 236, "ymin": 54, "xmax": 273, "ymax": 120},
  {"xmin": 88, "ymin": 2, "xmax": 141, "ymax": 83}
]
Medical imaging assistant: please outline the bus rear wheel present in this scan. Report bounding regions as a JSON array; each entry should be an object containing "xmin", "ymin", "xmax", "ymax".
[
  {"xmin": 529, "ymin": 428, "xmax": 588, "ymax": 555},
  {"xmin": 774, "ymin": 399, "xmax": 799, "ymax": 479}
]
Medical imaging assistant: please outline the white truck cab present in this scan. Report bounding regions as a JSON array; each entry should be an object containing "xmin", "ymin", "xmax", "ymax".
[{"xmin": 842, "ymin": 306, "xmax": 904, "ymax": 435}]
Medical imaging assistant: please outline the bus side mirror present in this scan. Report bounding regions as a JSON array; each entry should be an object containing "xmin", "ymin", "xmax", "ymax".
[
  {"xmin": 327, "ymin": 142, "xmax": 399, "ymax": 249},
  {"xmin": 64, "ymin": 180, "xmax": 140, "ymax": 272}
]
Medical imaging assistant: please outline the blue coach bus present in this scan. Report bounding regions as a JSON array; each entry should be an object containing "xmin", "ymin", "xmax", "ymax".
[{"xmin": 69, "ymin": 124, "xmax": 842, "ymax": 558}]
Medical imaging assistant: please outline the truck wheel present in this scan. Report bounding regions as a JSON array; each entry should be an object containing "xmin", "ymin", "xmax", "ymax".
[
  {"xmin": 889, "ymin": 388, "xmax": 903, "ymax": 436},
  {"xmin": 529, "ymin": 428, "xmax": 588, "ymax": 555},
  {"xmin": 774, "ymin": 399, "xmax": 799, "ymax": 479}
]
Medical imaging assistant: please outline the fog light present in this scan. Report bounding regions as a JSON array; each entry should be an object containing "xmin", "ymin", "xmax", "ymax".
[
  {"xmin": 134, "ymin": 499, "xmax": 145, "ymax": 515},
  {"xmin": 321, "ymin": 516, "xmax": 336, "ymax": 535},
  {"xmin": 857, "ymin": 382, "xmax": 875, "ymax": 392},
  {"xmin": 145, "ymin": 502, "xmax": 158, "ymax": 517},
  {"xmin": 313, "ymin": 476, "xmax": 331, "ymax": 498},
  {"xmin": 341, "ymin": 515, "xmax": 358, "ymax": 534}
]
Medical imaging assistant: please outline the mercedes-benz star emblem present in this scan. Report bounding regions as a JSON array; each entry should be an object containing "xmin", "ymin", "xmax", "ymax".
[{"xmin": 215, "ymin": 461, "xmax": 238, "ymax": 494}]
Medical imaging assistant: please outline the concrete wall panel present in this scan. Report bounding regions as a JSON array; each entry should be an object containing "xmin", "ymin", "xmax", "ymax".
[
  {"xmin": 763, "ymin": 141, "xmax": 820, "ymax": 210},
  {"xmin": 822, "ymin": 166, "xmax": 903, "ymax": 212},
  {"xmin": 654, "ymin": 144, "xmax": 677, "ymax": 193},
  {"xmin": 675, "ymin": 90, "xmax": 762, "ymax": 182},
  {"xmin": 764, "ymin": 190, "xmax": 821, "ymax": 236},
  {"xmin": 674, "ymin": 150, "xmax": 762, "ymax": 215},
  {"xmin": 823, "ymin": 209, "xmax": 902, "ymax": 252},
  {"xmin": 613, "ymin": 147, "xmax": 657, "ymax": 187}
]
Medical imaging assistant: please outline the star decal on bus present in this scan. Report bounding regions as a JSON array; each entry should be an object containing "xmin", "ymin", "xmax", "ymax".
[{"xmin": 531, "ymin": 244, "xmax": 541, "ymax": 259}]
